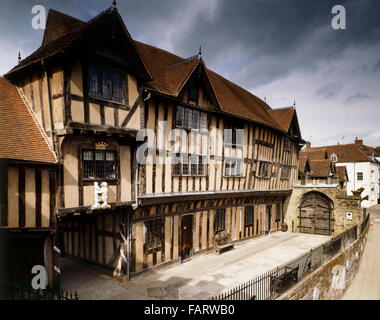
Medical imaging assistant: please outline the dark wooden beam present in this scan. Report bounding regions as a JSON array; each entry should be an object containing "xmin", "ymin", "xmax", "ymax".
[
  {"xmin": 18, "ymin": 168, "xmax": 25, "ymax": 228},
  {"xmin": 35, "ymin": 169, "xmax": 42, "ymax": 228},
  {"xmin": 138, "ymin": 189, "xmax": 292, "ymax": 206}
]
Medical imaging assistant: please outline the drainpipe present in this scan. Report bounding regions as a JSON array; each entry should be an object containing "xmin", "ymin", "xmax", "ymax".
[
  {"xmin": 126, "ymin": 213, "xmax": 130, "ymax": 280},
  {"xmin": 41, "ymin": 59, "xmax": 55, "ymax": 152},
  {"xmin": 132, "ymin": 162, "xmax": 139, "ymax": 210}
]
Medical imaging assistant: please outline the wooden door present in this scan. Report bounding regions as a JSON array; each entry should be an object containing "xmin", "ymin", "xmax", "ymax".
[
  {"xmin": 181, "ymin": 215, "xmax": 193, "ymax": 262},
  {"xmin": 299, "ymin": 192, "xmax": 333, "ymax": 235}
]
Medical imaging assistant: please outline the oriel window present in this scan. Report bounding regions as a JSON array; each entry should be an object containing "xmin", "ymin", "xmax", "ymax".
[{"xmin": 83, "ymin": 150, "xmax": 117, "ymax": 179}]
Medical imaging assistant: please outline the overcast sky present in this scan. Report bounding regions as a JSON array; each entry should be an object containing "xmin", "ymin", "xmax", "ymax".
[{"xmin": 1, "ymin": 0, "xmax": 379, "ymax": 147}]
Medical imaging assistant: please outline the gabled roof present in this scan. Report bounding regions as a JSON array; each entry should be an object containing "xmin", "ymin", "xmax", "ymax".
[
  {"xmin": 299, "ymin": 153, "xmax": 311, "ymax": 174},
  {"xmin": 164, "ymin": 58, "xmax": 200, "ymax": 96},
  {"xmin": 5, "ymin": 8, "xmax": 303, "ymax": 136},
  {"xmin": 134, "ymin": 39, "xmax": 280, "ymax": 128},
  {"xmin": 0, "ymin": 77, "xmax": 57, "ymax": 164},
  {"xmin": 307, "ymin": 144, "xmax": 371, "ymax": 163},
  {"xmin": 308, "ymin": 160, "xmax": 334, "ymax": 178},
  {"xmin": 303, "ymin": 149, "xmax": 328, "ymax": 160},
  {"xmin": 335, "ymin": 166, "xmax": 348, "ymax": 182},
  {"xmin": 42, "ymin": 9, "xmax": 86, "ymax": 46},
  {"xmin": 268, "ymin": 107, "xmax": 295, "ymax": 132},
  {"xmin": 6, "ymin": 7, "xmax": 152, "ymax": 82},
  {"xmin": 362, "ymin": 144, "xmax": 380, "ymax": 158}
]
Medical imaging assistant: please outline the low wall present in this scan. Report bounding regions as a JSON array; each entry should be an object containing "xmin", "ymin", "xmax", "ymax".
[{"xmin": 278, "ymin": 222, "xmax": 369, "ymax": 300}]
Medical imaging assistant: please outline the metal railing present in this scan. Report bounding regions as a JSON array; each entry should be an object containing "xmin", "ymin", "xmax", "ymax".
[{"xmin": 211, "ymin": 224, "xmax": 362, "ymax": 300}]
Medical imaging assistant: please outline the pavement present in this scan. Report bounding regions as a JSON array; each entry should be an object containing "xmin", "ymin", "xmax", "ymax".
[
  {"xmin": 61, "ymin": 231, "xmax": 330, "ymax": 300},
  {"xmin": 342, "ymin": 204, "xmax": 380, "ymax": 300}
]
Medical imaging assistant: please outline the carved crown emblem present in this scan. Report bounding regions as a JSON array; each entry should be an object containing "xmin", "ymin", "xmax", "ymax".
[{"xmin": 94, "ymin": 141, "xmax": 108, "ymax": 150}]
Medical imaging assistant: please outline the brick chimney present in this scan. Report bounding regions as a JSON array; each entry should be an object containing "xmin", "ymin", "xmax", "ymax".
[
  {"xmin": 355, "ymin": 137, "xmax": 363, "ymax": 147},
  {"xmin": 305, "ymin": 141, "xmax": 311, "ymax": 151}
]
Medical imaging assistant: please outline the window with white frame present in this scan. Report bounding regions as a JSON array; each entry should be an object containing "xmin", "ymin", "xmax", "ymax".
[
  {"xmin": 331, "ymin": 153, "xmax": 338, "ymax": 162},
  {"xmin": 357, "ymin": 172, "xmax": 363, "ymax": 181}
]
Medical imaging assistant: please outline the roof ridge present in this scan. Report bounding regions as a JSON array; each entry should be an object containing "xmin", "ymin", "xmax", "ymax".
[
  {"xmin": 268, "ymin": 106, "xmax": 294, "ymax": 112},
  {"xmin": 16, "ymin": 86, "xmax": 57, "ymax": 162},
  {"xmin": 165, "ymin": 56, "xmax": 200, "ymax": 69}
]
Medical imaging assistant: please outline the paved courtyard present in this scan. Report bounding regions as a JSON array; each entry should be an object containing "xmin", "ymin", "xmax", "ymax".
[
  {"xmin": 61, "ymin": 231, "xmax": 330, "ymax": 300},
  {"xmin": 342, "ymin": 206, "xmax": 380, "ymax": 300}
]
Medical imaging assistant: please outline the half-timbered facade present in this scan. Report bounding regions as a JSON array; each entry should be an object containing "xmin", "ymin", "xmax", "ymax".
[
  {"xmin": 0, "ymin": 77, "xmax": 58, "ymax": 286},
  {"xmin": 4, "ymin": 6, "xmax": 304, "ymax": 277}
]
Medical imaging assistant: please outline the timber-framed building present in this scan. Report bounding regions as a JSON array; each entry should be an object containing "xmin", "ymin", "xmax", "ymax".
[{"xmin": 4, "ymin": 5, "xmax": 305, "ymax": 277}]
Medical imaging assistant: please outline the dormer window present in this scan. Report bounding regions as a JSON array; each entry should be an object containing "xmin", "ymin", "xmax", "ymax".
[
  {"xmin": 89, "ymin": 64, "xmax": 125, "ymax": 103},
  {"xmin": 330, "ymin": 153, "xmax": 338, "ymax": 162}
]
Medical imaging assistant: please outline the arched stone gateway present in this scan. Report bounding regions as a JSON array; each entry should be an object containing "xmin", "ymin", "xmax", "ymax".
[{"xmin": 298, "ymin": 192, "xmax": 334, "ymax": 235}]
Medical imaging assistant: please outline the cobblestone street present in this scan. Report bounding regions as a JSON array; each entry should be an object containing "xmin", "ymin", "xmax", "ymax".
[{"xmin": 61, "ymin": 231, "xmax": 330, "ymax": 300}]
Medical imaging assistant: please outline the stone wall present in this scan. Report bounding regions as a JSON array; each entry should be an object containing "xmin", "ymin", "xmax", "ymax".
[
  {"xmin": 278, "ymin": 223, "xmax": 369, "ymax": 300},
  {"xmin": 284, "ymin": 183, "xmax": 362, "ymax": 236}
]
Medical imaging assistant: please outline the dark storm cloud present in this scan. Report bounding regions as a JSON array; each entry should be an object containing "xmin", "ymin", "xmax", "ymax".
[
  {"xmin": 344, "ymin": 92, "xmax": 373, "ymax": 104},
  {"xmin": 1, "ymin": 0, "xmax": 379, "ymax": 86},
  {"xmin": 170, "ymin": 0, "xmax": 380, "ymax": 87},
  {"xmin": 315, "ymin": 83, "xmax": 343, "ymax": 99},
  {"xmin": 0, "ymin": 0, "xmax": 379, "ymax": 147}
]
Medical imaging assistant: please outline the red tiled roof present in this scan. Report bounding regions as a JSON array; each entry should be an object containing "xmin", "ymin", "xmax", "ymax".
[
  {"xmin": 0, "ymin": 77, "xmax": 57, "ymax": 163},
  {"xmin": 298, "ymin": 153, "xmax": 309, "ymax": 174},
  {"xmin": 134, "ymin": 40, "xmax": 280, "ymax": 128},
  {"xmin": 6, "ymin": 8, "xmax": 302, "ymax": 134},
  {"xmin": 308, "ymin": 160, "xmax": 333, "ymax": 178},
  {"xmin": 335, "ymin": 166, "xmax": 348, "ymax": 182},
  {"xmin": 42, "ymin": 9, "xmax": 85, "ymax": 46},
  {"xmin": 164, "ymin": 59, "xmax": 200, "ymax": 96},
  {"xmin": 268, "ymin": 107, "xmax": 295, "ymax": 132},
  {"xmin": 307, "ymin": 144, "xmax": 371, "ymax": 163},
  {"xmin": 302, "ymin": 149, "xmax": 328, "ymax": 160}
]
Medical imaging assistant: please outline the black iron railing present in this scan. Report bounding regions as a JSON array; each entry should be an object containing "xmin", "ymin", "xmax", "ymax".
[{"xmin": 211, "ymin": 224, "xmax": 364, "ymax": 300}]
